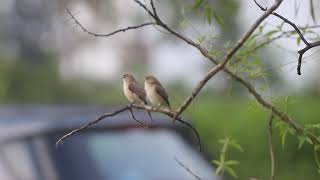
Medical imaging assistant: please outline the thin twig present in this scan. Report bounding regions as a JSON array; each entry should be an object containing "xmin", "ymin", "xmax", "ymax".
[
  {"xmin": 253, "ymin": 0, "xmax": 320, "ymax": 75},
  {"xmin": 174, "ymin": 156, "xmax": 202, "ymax": 180},
  {"xmin": 132, "ymin": 104, "xmax": 202, "ymax": 152},
  {"xmin": 297, "ymin": 41, "xmax": 320, "ymax": 75},
  {"xmin": 66, "ymin": 8, "xmax": 154, "ymax": 37},
  {"xmin": 56, "ymin": 104, "xmax": 202, "ymax": 151},
  {"xmin": 253, "ymin": 0, "xmax": 309, "ymax": 46},
  {"xmin": 56, "ymin": 106, "xmax": 130, "ymax": 147},
  {"xmin": 267, "ymin": 113, "xmax": 275, "ymax": 180}
]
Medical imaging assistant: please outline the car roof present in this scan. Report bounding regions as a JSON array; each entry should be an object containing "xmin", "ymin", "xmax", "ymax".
[{"xmin": 0, "ymin": 104, "xmax": 188, "ymax": 144}]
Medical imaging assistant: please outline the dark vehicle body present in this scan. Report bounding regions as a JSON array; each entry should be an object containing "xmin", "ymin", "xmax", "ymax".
[{"xmin": 0, "ymin": 105, "xmax": 218, "ymax": 180}]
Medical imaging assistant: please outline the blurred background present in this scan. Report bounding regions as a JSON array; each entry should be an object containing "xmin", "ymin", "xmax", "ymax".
[{"xmin": 0, "ymin": 0, "xmax": 320, "ymax": 179}]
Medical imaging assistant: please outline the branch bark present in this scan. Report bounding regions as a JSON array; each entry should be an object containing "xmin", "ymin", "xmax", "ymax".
[
  {"xmin": 131, "ymin": 0, "xmax": 320, "ymax": 145},
  {"xmin": 56, "ymin": 104, "xmax": 202, "ymax": 151},
  {"xmin": 177, "ymin": 1, "xmax": 283, "ymax": 118},
  {"xmin": 253, "ymin": 0, "xmax": 320, "ymax": 75},
  {"xmin": 174, "ymin": 156, "xmax": 202, "ymax": 180},
  {"xmin": 66, "ymin": 8, "xmax": 154, "ymax": 37}
]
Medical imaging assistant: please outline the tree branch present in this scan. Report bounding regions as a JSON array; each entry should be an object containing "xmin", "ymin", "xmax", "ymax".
[
  {"xmin": 130, "ymin": 0, "xmax": 320, "ymax": 145},
  {"xmin": 66, "ymin": 8, "xmax": 154, "ymax": 38},
  {"xmin": 253, "ymin": 0, "xmax": 320, "ymax": 75},
  {"xmin": 56, "ymin": 106, "xmax": 130, "ymax": 147},
  {"xmin": 172, "ymin": 0, "xmax": 283, "ymax": 122},
  {"xmin": 64, "ymin": 0, "xmax": 320, "ymax": 149},
  {"xmin": 133, "ymin": 0, "xmax": 283, "ymax": 123},
  {"xmin": 267, "ymin": 113, "xmax": 275, "ymax": 180},
  {"xmin": 56, "ymin": 104, "xmax": 202, "ymax": 151},
  {"xmin": 174, "ymin": 156, "xmax": 202, "ymax": 180}
]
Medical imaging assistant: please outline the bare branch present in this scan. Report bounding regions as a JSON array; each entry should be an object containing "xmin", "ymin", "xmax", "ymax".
[
  {"xmin": 174, "ymin": 156, "xmax": 202, "ymax": 180},
  {"xmin": 56, "ymin": 104, "xmax": 202, "ymax": 151},
  {"xmin": 253, "ymin": 0, "xmax": 320, "ymax": 75},
  {"xmin": 66, "ymin": 8, "xmax": 154, "ymax": 38},
  {"xmin": 297, "ymin": 41, "xmax": 320, "ymax": 75},
  {"xmin": 56, "ymin": 106, "xmax": 131, "ymax": 147},
  {"xmin": 132, "ymin": 104, "xmax": 202, "ymax": 152},
  {"xmin": 150, "ymin": 0, "xmax": 159, "ymax": 19},
  {"xmin": 253, "ymin": 0, "xmax": 309, "ymax": 46},
  {"xmin": 267, "ymin": 113, "xmax": 275, "ymax": 180},
  {"xmin": 133, "ymin": 0, "xmax": 157, "ymax": 20}
]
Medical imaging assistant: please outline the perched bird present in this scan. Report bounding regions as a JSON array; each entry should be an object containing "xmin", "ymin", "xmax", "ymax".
[
  {"xmin": 122, "ymin": 74, "xmax": 153, "ymax": 124},
  {"xmin": 122, "ymin": 74, "xmax": 148, "ymax": 105},
  {"xmin": 144, "ymin": 75, "xmax": 171, "ymax": 111}
]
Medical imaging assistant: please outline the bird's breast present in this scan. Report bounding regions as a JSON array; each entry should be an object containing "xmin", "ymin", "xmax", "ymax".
[{"xmin": 145, "ymin": 85, "xmax": 164, "ymax": 105}]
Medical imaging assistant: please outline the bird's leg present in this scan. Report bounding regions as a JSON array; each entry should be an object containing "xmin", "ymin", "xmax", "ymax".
[
  {"xmin": 129, "ymin": 102, "xmax": 148, "ymax": 127},
  {"xmin": 146, "ymin": 110, "xmax": 153, "ymax": 125}
]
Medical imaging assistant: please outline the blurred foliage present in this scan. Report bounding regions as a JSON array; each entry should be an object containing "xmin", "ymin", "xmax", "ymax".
[
  {"xmin": 212, "ymin": 137, "xmax": 244, "ymax": 178},
  {"xmin": 0, "ymin": 56, "xmax": 124, "ymax": 104},
  {"xmin": 189, "ymin": 95, "xmax": 320, "ymax": 180}
]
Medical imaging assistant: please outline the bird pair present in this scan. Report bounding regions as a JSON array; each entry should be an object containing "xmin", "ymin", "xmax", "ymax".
[{"xmin": 122, "ymin": 74, "xmax": 171, "ymax": 111}]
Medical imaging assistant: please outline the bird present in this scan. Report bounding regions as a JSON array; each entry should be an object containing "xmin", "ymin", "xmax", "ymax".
[
  {"xmin": 122, "ymin": 73, "xmax": 153, "ymax": 124},
  {"xmin": 144, "ymin": 75, "xmax": 171, "ymax": 111},
  {"xmin": 122, "ymin": 73, "xmax": 148, "ymax": 105}
]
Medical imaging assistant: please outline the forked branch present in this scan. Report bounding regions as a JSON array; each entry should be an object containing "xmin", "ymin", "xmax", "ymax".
[
  {"xmin": 66, "ymin": 8, "xmax": 154, "ymax": 37},
  {"xmin": 56, "ymin": 104, "xmax": 202, "ymax": 151},
  {"xmin": 254, "ymin": 0, "xmax": 320, "ymax": 75}
]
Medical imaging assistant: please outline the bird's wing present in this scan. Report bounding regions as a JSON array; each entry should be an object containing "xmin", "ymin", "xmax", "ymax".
[
  {"xmin": 129, "ymin": 83, "xmax": 147, "ymax": 104},
  {"xmin": 155, "ymin": 85, "xmax": 171, "ymax": 108}
]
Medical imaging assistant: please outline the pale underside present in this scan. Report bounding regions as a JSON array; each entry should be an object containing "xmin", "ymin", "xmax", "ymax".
[
  {"xmin": 123, "ymin": 82, "xmax": 146, "ymax": 105},
  {"xmin": 145, "ymin": 83, "xmax": 170, "ymax": 110}
]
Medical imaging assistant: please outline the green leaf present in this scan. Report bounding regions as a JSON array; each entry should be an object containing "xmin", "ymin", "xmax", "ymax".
[
  {"xmin": 216, "ymin": 166, "xmax": 223, "ymax": 174},
  {"xmin": 204, "ymin": 6, "xmax": 213, "ymax": 24},
  {"xmin": 259, "ymin": 24, "xmax": 265, "ymax": 33},
  {"xmin": 277, "ymin": 21, "xmax": 285, "ymax": 30},
  {"xmin": 266, "ymin": 30, "xmax": 278, "ymax": 37},
  {"xmin": 230, "ymin": 140, "xmax": 244, "ymax": 152},
  {"xmin": 297, "ymin": 37, "xmax": 302, "ymax": 45},
  {"xmin": 225, "ymin": 166, "xmax": 238, "ymax": 178},
  {"xmin": 197, "ymin": 35, "xmax": 206, "ymax": 44},
  {"xmin": 225, "ymin": 160, "xmax": 239, "ymax": 165},
  {"xmin": 298, "ymin": 136, "xmax": 307, "ymax": 149},
  {"xmin": 192, "ymin": 0, "xmax": 204, "ymax": 10},
  {"xmin": 212, "ymin": 10, "xmax": 224, "ymax": 26},
  {"xmin": 281, "ymin": 130, "xmax": 288, "ymax": 148},
  {"xmin": 212, "ymin": 160, "xmax": 221, "ymax": 166},
  {"xmin": 179, "ymin": 18, "xmax": 189, "ymax": 28}
]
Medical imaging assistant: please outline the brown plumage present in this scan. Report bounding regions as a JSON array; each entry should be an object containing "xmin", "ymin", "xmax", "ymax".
[
  {"xmin": 144, "ymin": 75, "xmax": 171, "ymax": 111},
  {"xmin": 122, "ymin": 74, "xmax": 147, "ymax": 105},
  {"xmin": 122, "ymin": 73, "xmax": 153, "ymax": 123}
]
